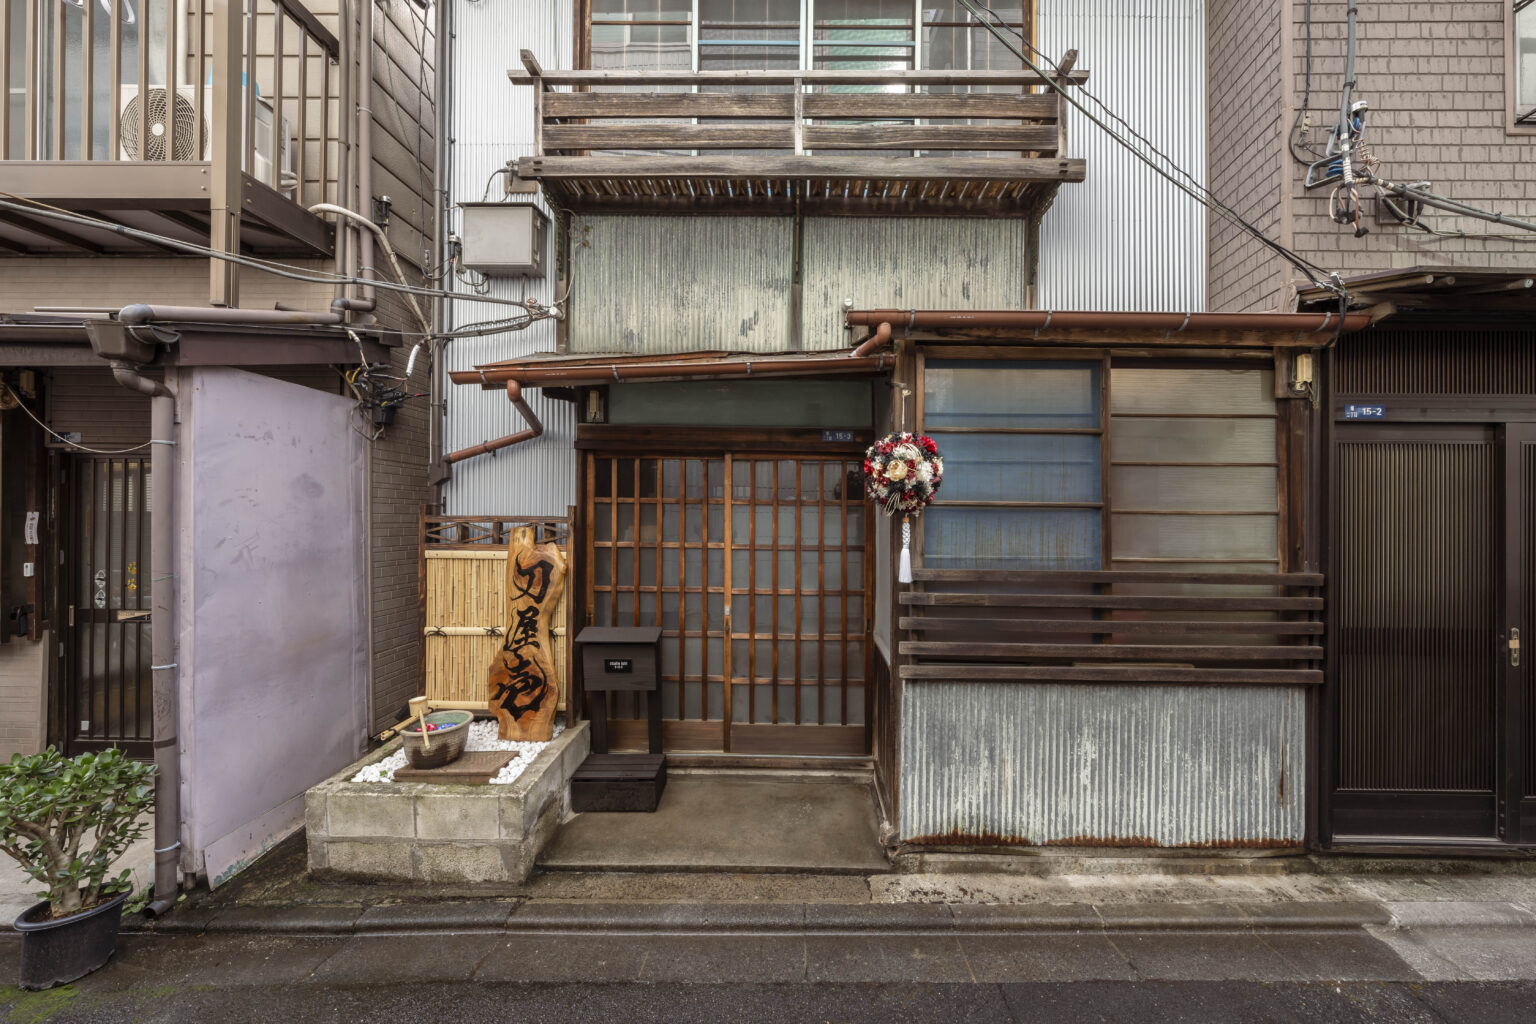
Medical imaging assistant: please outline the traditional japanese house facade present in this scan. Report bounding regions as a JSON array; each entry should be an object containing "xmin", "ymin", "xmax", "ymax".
[
  {"xmin": 435, "ymin": 0, "xmax": 1391, "ymax": 854},
  {"xmin": 0, "ymin": 0, "xmax": 436, "ymax": 893},
  {"xmin": 1209, "ymin": 0, "xmax": 1536, "ymax": 848}
]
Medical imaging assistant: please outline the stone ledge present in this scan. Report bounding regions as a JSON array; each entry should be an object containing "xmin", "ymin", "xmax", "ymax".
[{"xmin": 305, "ymin": 721, "xmax": 589, "ymax": 885}]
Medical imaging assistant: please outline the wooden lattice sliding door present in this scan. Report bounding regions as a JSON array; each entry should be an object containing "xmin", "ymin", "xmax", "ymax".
[{"xmin": 586, "ymin": 453, "xmax": 870, "ymax": 755}]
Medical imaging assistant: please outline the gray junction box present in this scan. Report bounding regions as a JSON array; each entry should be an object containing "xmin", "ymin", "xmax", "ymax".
[{"xmin": 457, "ymin": 202, "xmax": 549, "ymax": 277}]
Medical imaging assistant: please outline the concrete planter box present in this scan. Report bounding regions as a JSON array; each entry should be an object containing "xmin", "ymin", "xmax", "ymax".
[{"xmin": 305, "ymin": 721, "xmax": 589, "ymax": 884}]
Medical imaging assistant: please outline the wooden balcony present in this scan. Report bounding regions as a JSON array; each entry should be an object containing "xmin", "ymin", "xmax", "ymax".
[
  {"xmin": 509, "ymin": 53, "xmax": 1088, "ymax": 217},
  {"xmin": 0, "ymin": 0, "xmax": 341, "ymax": 261}
]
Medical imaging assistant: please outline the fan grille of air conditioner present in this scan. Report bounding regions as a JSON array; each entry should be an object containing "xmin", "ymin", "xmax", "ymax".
[{"xmin": 120, "ymin": 88, "xmax": 201, "ymax": 161}]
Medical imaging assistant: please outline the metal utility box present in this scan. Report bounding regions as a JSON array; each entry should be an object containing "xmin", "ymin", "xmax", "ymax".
[
  {"xmin": 458, "ymin": 202, "xmax": 548, "ymax": 277},
  {"xmin": 574, "ymin": 626, "xmax": 665, "ymax": 811},
  {"xmin": 579, "ymin": 627, "xmax": 661, "ymax": 692}
]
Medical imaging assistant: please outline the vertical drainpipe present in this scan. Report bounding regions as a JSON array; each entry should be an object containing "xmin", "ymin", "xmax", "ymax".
[
  {"xmin": 335, "ymin": 0, "xmax": 353, "ymax": 307},
  {"xmin": 107, "ymin": 363, "xmax": 180, "ymax": 916},
  {"xmin": 429, "ymin": 0, "xmax": 450, "ymax": 505},
  {"xmin": 357, "ymin": 0, "xmax": 376, "ymax": 311},
  {"xmin": 358, "ymin": 0, "xmax": 378, "ymax": 742}
]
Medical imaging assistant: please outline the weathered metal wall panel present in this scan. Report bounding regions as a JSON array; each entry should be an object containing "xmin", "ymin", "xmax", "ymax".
[
  {"xmin": 801, "ymin": 218, "xmax": 1030, "ymax": 350},
  {"xmin": 899, "ymin": 683, "xmax": 1303, "ymax": 845},
  {"xmin": 1037, "ymin": 0, "xmax": 1206, "ymax": 311},
  {"xmin": 569, "ymin": 216, "xmax": 796, "ymax": 354},
  {"xmin": 442, "ymin": 0, "xmax": 576, "ymax": 517}
]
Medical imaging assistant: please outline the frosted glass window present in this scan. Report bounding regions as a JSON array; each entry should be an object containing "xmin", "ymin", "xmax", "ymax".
[
  {"xmin": 1108, "ymin": 365, "xmax": 1278, "ymax": 568},
  {"xmin": 924, "ymin": 508, "xmax": 1101, "ymax": 570},
  {"xmin": 924, "ymin": 360, "xmax": 1100, "ymax": 429},
  {"xmin": 939, "ymin": 433, "xmax": 1101, "ymax": 503}
]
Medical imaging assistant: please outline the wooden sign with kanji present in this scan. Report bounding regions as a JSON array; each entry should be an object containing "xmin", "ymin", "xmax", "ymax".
[{"xmin": 487, "ymin": 526, "xmax": 566, "ymax": 741}]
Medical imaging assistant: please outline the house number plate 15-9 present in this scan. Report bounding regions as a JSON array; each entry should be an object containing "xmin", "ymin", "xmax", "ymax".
[{"xmin": 605, "ymin": 659, "xmax": 633, "ymax": 673}]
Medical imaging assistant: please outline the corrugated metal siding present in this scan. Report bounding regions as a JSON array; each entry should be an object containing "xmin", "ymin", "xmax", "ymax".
[
  {"xmin": 442, "ymin": 0, "xmax": 576, "ymax": 516},
  {"xmin": 801, "ymin": 218, "xmax": 1029, "ymax": 350},
  {"xmin": 570, "ymin": 217, "xmax": 795, "ymax": 354},
  {"xmin": 47, "ymin": 368, "xmax": 152, "ymax": 448},
  {"xmin": 899, "ymin": 682, "xmax": 1303, "ymax": 846},
  {"xmin": 1037, "ymin": 0, "xmax": 1206, "ymax": 311}
]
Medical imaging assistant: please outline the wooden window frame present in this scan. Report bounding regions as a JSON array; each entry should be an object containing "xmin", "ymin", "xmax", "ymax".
[
  {"xmin": 913, "ymin": 349, "xmax": 1288, "ymax": 573},
  {"xmin": 578, "ymin": 1, "xmax": 1037, "ymax": 74}
]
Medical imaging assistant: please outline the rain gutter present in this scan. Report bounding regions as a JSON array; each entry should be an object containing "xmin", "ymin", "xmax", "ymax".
[
  {"xmin": 845, "ymin": 310, "xmax": 1371, "ymax": 334},
  {"xmin": 450, "ymin": 353, "xmax": 893, "ymax": 389}
]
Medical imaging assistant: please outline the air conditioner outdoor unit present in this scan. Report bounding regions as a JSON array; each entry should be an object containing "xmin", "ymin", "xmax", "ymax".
[{"xmin": 118, "ymin": 84, "xmax": 296, "ymax": 198}]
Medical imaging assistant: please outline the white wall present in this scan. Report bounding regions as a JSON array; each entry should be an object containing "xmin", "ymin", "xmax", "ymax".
[
  {"xmin": 176, "ymin": 368, "xmax": 367, "ymax": 887},
  {"xmin": 441, "ymin": 0, "xmax": 576, "ymax": 517}
]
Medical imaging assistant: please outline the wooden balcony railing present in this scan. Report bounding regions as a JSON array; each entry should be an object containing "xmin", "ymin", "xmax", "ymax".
[
  {"xmin": 509, "ymin": 51, "xmax": 1088, "ymax": 215},
  {"xmin": 0, "ymin": 0, "xmax": 341, "ymax": 265},
  {"xmin": 898, "ymin": 569, "xmax": 1324, "ymax": 687}
]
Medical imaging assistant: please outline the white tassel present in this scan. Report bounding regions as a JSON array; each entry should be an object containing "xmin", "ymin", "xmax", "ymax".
[{"xmin": 899, "ymin": 516, "xmax": 913, "ymax": 584}]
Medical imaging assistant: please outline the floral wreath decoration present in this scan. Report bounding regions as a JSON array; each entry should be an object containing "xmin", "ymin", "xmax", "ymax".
[{"xmin": 862, "ymin": 432, "xmax": 943, "ymax": 582}]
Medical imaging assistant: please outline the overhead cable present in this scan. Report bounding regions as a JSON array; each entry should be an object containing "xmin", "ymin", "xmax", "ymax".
[
  {"xmin": 957, "ymin": 0, "xmax": 1342, "ymax": 292},
  {"xmin": 0, "ymin": 193, "xmax": 556, "ymax": 315}
]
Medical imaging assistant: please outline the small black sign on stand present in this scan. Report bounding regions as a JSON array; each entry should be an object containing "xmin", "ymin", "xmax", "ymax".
[{"xmin": 573, "ymin": 626, "xmax": 666, "ymax": 812}]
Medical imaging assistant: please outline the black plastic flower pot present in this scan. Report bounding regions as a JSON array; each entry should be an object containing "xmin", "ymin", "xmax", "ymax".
[{"xmin": 12, "ymin": 887, "xmax": 130, "ymax": 990}]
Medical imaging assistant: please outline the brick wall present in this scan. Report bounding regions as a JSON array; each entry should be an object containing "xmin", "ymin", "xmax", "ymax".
[
  {"xmin": 1286, "ymin": 1, "xmax": 1536, "ymax": 276},
  {"xmin": 1207, "ymin": 0, "xmax": 1292, "ymax": 311},
  {"xmin": 366, "ymin": 278, "xmax": 432, "ymax": 734},
  {"xmin": 1212, "ymin": 0, "xmax": 1536, "ymax": 303},
  {"xmin": 0, "ymin": 638, "xmax": 46, "ymax": 759}
]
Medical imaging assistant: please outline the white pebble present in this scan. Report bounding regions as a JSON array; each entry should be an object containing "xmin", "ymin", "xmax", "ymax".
[{"xmin": 349, "ymin": 719, "xmax": 565, "ymax": 785}]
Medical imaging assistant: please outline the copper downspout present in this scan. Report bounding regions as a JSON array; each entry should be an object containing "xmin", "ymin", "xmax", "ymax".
[
  {"xmin": 450, "ymin": 353, "xmax": 892, "ymax": 388},
  {"xmin": 850, "ymin": 321, "xmax": 892, "ymax": 358},
  {"xmin": 845, "ymin": 310, "xmax": 1372, "ymax": 333},
  {"xmin": 443, "ymin": 380, "xmax": 544, "ymax": 464}
]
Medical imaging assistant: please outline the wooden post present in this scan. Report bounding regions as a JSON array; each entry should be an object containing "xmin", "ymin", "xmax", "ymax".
[{"xmin": 209, "ymin": 0, "xmax": 243, "ymax": 306}]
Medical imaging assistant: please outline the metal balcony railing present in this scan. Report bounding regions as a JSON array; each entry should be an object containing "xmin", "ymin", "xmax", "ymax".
[
  {"xmin": 1, "ymin": 0, "xmax": 342, "ymax": 262},
  {"xmin": 508, "ymin": 50, "xmax": 1088, "ymax": 215}
]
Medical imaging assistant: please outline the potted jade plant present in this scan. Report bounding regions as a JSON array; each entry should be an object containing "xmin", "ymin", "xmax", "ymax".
[{"xmin": 1, "ymin": 747, "xmax": 155, "ymax": 989}]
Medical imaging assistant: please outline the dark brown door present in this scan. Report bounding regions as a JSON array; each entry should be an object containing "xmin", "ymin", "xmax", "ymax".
[
  {"xmin": 586, "ymin": 453, "xmax": 870, "ymax": 755},
  {"xmin": 63, "ymin": 457, "xmax": 152, "ymax": 756},
  {"xmin": 1331, "ymin": 424, "xmax": 1535, "ymax": 843}
]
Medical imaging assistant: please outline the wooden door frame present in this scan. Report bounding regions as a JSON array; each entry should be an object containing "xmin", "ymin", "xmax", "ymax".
[{"xmin": 578, "ymin": 434, "xmax": 874, "ymax": 757}]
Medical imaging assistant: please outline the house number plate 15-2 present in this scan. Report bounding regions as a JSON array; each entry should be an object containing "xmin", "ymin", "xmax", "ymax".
[
  {"xmin": 1344, "ymin": 404, "xmax": 1386, "ymax": 420},
  {"xmin": 605, "ymin": 659, "xmax": 633, "ymax": 673}
]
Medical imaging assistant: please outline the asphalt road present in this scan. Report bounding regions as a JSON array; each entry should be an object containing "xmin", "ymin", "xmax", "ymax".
[
  {"xmin": 3, "ymin": 979, "xmax": 1535, "ymax": 1024},
  {"xmin": 3, "ymin": 922, "xmax": 1534, "ymax": 1023}
]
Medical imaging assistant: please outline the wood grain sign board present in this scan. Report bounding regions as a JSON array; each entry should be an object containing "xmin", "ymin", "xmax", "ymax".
[{"xmin": 422, "ymin": 548, "xmax": 569, "ymax": 712}]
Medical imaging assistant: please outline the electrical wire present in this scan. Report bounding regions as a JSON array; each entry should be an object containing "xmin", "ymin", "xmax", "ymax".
[
  {"xmin": 957, "ymin": 0, "xmax": 1343, "ymax": 293},
  {"xmin": 0, "ymin": 192, "xmax": 551, "ymax": 314},
  {"xmin": 0, "ymin": 381, "xmax": 152, "ymax": 453},
  {"xmin": 1288, "ymin": 0, "xmax": 1327, "ymax": 165}
]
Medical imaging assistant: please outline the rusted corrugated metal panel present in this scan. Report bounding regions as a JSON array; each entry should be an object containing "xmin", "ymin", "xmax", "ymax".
[
  {"xmin": 801, "ymin": 217, "xmax": 1028, "ymax": 350},
  {"xmin": 899, "ymin": 682, "xmax": 1304, "ymax": 846},
  {"xmin": 1036, "ymin": 0, "xmax": 1206, "ymax": 311},
  {"xmin": 442, "ymin": 0, "xmax": 576, "ymax": 517},
  {"xmin": 569, "ymin": 216, "xmax": 795, "ymax": 354}
]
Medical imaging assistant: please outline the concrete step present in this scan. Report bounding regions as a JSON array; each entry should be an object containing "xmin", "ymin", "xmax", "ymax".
[{"xmin": 539, "ymin": 775, "xmax": 892, "ymax": 875}]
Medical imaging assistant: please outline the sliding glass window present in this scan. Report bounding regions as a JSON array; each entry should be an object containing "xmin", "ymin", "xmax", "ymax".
[{"xmin": 921, "ymin": 359, "xmax": 1104, "ymax": 571}]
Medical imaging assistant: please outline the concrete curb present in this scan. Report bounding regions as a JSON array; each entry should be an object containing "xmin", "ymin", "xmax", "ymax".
[{"xmin": 122, "ymin": 898, "xmax": 1446, "ymax": 937}]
